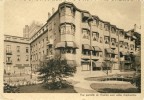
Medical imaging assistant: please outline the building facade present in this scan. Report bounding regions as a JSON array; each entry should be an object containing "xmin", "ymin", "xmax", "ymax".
[
  {"xmin": 4, "ymin": 35, "xmax": 30, "ymax": 74},
  {"xmin": 4, "ymin": 2, "xmax": 141, "ymax": 74}
]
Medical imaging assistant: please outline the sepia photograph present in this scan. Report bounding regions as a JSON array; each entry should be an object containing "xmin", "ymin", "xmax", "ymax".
[{"xmin": 1, "ymin": 0, "xmax": 142, "ymax": 97}]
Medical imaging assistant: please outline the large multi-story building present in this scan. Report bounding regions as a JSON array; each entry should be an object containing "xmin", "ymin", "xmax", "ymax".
[
  {"xmin": 4, "ymin": 35, "xmax": 30, "ymax": 74},
  {"xmin": 4, "ymin": 2, "xmax": 141, "ymax": 75}
]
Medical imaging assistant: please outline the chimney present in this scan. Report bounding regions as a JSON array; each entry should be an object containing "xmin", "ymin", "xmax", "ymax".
[
  {"xmin": 48, "ymin": 12, "xmax": 51, "ymax": 19},
  {"xmin": 23, "ymin": 25, "xmax": 29, "ymax": 38},
  {"xmin": 52, "ymin": 8, "xmax": 55, "ymax": 14},
  {"xmin": 134, "ymin": 24, "xmax": 136, "ymax": 32}
]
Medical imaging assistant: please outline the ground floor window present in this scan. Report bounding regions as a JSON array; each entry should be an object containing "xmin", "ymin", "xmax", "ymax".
[{"xmin": 81, "ymin": 62, "xmax": 90, "ymax": 71}]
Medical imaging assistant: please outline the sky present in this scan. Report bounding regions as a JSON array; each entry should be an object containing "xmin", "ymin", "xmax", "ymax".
[{"xmin": 4, "ymin": 0, "xmax": 141, "ymax": 37}]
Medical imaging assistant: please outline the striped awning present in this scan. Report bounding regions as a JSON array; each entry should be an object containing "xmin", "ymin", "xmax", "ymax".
[
  {"xmin": 55, "ymin": 41, "xmax": 79, "ymax": 49},
  {"xmin": 92, "ymin": 46, "xmax": 102, "ymax": 52},
  {"xmin": 132, "ymin": 36, "xmax": 137, "ymax": 39},
  {"xmin": 55, "ymin": 42, "xmax": 65, "ymax": 49},
  {"xmin": 82, "ymin": 44, "xmax": 91, "ymax": 50},
  {"xmin": 83, "ymin": 12, "xmax": 90, "ymax": 18},
  {"xmin": 105, "ymin": 48, "xmax": 114, "ymax": 54},
  {"xmin": 66, "ymin": 42, "xmax": 79, "ymax": 49},
  {"xmin": 126, "ymin": 32, "xmax": 131, "ymax": 37}
]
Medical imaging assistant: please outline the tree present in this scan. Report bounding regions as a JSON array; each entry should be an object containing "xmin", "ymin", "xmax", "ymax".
[{"xmin": 37, "ymin": 57, "xmax": 76, "ymax": 89}]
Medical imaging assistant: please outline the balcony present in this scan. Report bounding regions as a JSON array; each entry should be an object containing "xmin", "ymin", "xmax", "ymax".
[
  {"xmin": 47, "ymin": 39, "xmax": 53, "ymax": 46},
  {"xmin": 92, "ymin": 55, "xmax": 100, "ymax": 61},
  {"xmin": 111, "ymin": 44, "xmax": 116, "ymax": 49},
  {"xmin": 81, "ymin": 23, "xmax": 90, "ymax": 30},
  {"xmin": 6, "ymin": 60, "xmax": 12, "ymax": 64},
  {"xmin": 6, "ymin": 51, "xmax": 12, "ymax": 55},
  {"xmin": 81, "ymin": 55, "xmax": 90, "ymax": 60}
]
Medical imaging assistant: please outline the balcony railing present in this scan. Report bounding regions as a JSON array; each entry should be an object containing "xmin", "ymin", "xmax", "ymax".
[
  {"xmin": 6, "ymin": 51, "xmax": 12, "ymax": 55},
  {"xmin": 6, "ymin": 60, "xmax": 12, "ymax": 64},
  {"xmin": 81, "ymin": 54, "xmax": 90, "ymax": 60},
  {"xmin": 47, "ymin": 39, "xmax": 53, "ymax": 46},
  {"xmin": 92, "ymin": 55, "xmax": 100, "ymax": 60}
]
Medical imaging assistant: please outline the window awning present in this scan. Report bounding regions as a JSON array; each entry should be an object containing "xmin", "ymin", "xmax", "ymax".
[
  {"xmin": 83, "ymin": 12, "xmax": 90, "ymax": 18},
  {"xmin": 92, "ymin": 46, "xmax": 102, "ymax": 52},
  {"xmin": 105, "ymin": 48, "xmax": 114, "ymax": 54},
  {"xmin": 55, "ymin": 41, "xmax": 79, "ymax": 49},
  {"xmin": 132, "ymin": 36, "xmax": 137, "ymax": 39},
  {"xmin": 82, "ymin": 44, "xmax": 91, "ymax": 50},
  {"xmin": 81, "ymin": 59, "xmax": 90, "ymax": 62},
  {"xmin": 55, "ymin": 42, "xmax": 65, "ymax": 49},
  {"xmin": 126, "ymin": 32, "xmax": 131, "ymax": 37},
  {"xmin": 66, "ymin": 41, "xmax": 79, "ymax": 49}
]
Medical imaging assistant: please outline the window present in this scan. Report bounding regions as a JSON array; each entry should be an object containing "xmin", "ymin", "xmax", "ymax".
[
  {"xmin": 92, "ymin": 32, "xmax": 99, "ymax": 41},
  {"xmin": 6, "ymin": 57, "xmax": 11, "ymax": 62},
  {"xmin": 104, "ymin": 25, "xmax": 109, "ymax": 31},
  {"xmin": 26, "ymin": 47, "xmax": 29, "ymax": 53},
  {"xmin": 130, "ymin": 44, "xmax": 134, "ymax": 50},
  {"xmin": 111, "ymin": 38, "xmax": 116, "ymax": 46},
  {"xmin": 42, "ymin": 39, "xmax": 44, "ymax": 47},
  {"xmin": 82, "ymin": 50, "xmax": 90, "ymax": 55},
  {"xmin": 26, "ymin": 55, "xmax": 29, "ymax": 61},
  {"xmin": 100, "ymin": 37, "xmax": 103, "ymax": 43},
  {"xmin": 6, "ymin": 37, "xmax": 10, "ymax": 40},
  {"xmin": 17, "ymin": 46, "xmax": 20, "ymax": 52},
  {"xmin": 93, "ymin": 51, "xmax": 99, "ymax": 56},
  {"xmin": 17, "ymin": 55, "xmax": 20, "ymax": 61},
  {"xmin": 111, "ymin": 27, "xmax": 116, "ymax": 33},
  {"xmin": 61, "ymin": 7, "xmax": 65, "ymax": 16},
  {"xmin": 119, "ymin": 41, "xmax": 123, "ymax": 47},
  {"xmin": 6, "ymin": 45, "xmax": 11, "ymax": 53},
  {"xmin": 61, "ymin": 48, "xmax": 76, "ymax": 54},
  {"xmin": 82, "ymin": 29, "xmax": 89, "ymax": 39},
  {"xmin": 60, "ymin": 24, "xmax": 75, "ymax": 35},
  {"xmin": 104, "ymin": 36, "xmax": 110, "ymax": 44},
  {"xmin": 60, "ymin": 6, "xmax": 74, "ymax": 16},
  {"xmin": 65, "ymin": 7, "xmax": 72, "ymax": 15}
]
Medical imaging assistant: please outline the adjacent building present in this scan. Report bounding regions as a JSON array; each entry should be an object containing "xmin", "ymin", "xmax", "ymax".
[{"xmin": 4, "ymin": 2, "xmax": 141, "ymax": 75}]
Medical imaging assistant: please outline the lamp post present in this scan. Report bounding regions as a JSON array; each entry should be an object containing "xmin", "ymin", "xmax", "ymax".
[{"xmin": 88, "ymin": 18, "xmax": 93, "ymax": 73}]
